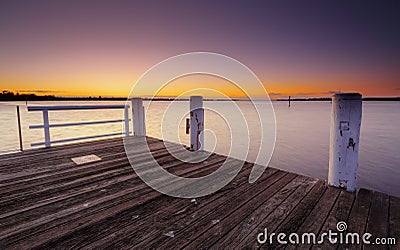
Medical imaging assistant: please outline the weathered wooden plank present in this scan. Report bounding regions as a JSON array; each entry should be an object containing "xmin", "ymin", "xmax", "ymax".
[
  {"xmin": 0, "ymin": 154, "xmax": 226, "ymax": 231},
  {"xmin": 0, "ymin": 145, "xmax": 182, "ymax": 208},
  {"xmin": 364, "ymin": 191, "xmax": 390, "ymax": 250},
  {"xmin": 0, "ymin": 139, "xmax": 184, "ymax": 184},
  {"xmin": 183, "ymin": 173, "xmax": 304, "ymax": 249},
  {"xmin": 0, "ymin": 136, "xmax": 129, "ymax": 167},
  {"xmin": 236, "ymin": 176, "xmax": 324, "ymax": 249},
  {"xmin": 213, "ymin": 175, "xmax": 316, "ymax": 248},
  {"xmin": 339, "ymin": 188, "xmax": 373, "ymax": 250},
  {"xmin": 0, "ymin": 146, "xmax": 146, "ymax": 185},
  {"xmin": 0, "ymin": 154, "xmax": 229, "ymax": 248},
  {"xmin": 389, "ymin": 196, "xmax": 400, "ymax": 250},
  {"xmin": 0, "ymin": 143, "xmax": 124, "ymax": 173},
  {"xmin": 0, "ymin": 137, "xmax": 166, "ymax": 175},
  {"xmin": 89, "ymin": 161, "xmax": 268, "ymax": 247},
  {"xmin": 194, "ymin": 176, "xmax": 320, "ymax": 249},
  {"xmin": 112, "ymin": 169, "xmax": 287, "ymax": 249},
  {"xmin": 6, "ymin": 158, "xmax": 241, "ymax": 249},
  {"xmin": 0, "ymin": 137, "xmax": 124, "ymax": 161},
  {"xmin": 267, "ymin": 179, "xmax": 326, "ymax": 249},
  {"xmin": 0, "ymin": 150, "xmax": 127, "ymax": 183},
  {"xmin": 0, "ymin": 137, "xmax": 160, "ymax": 175},
  {"xmin": 284, "ymin": 186, "xmax": 341, "ymax": 250},
  {"xmin": 0, "ymin": 140, "xmax": 182, "ymax": 192},
  {"xmin": 0, "ymin": 136, "xmax": 162, "ymax": 163},
  {"xmin": 38, "ymin": 162, "xmax": 259, "ymax": 249},
  {"xmin": 0, "ymin": 137, "xmax": 396, "ymax": 249},
  {"xmin": 1, "ymin": 183, "xmax": 155, "ymax": 247},
  {"xmin": 0, "ymin": 152, "xmax": 225, "ymax": 232},
  {"xmin": 311, "ymin": 190, "xmax": 355, "ymax": 249}
]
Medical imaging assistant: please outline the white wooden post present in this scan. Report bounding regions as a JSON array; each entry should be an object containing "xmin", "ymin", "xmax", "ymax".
[
  {"xmin": 124, "ymin": 105, "xmax": 130, "ymax": 137},
  {"xmin": 140, "ymin": 105, "xmax": 146, "ymax": 136},
  {"xmin": 131, "ymin": 98, "xmax": 146, "ymax": 136},
  {"xmin": 43, "ymin": 110, "xmax": 51, "ymax": 148},
  {"xmin": 328, "ymin": 93, "xmax": 362, "ymax": 192},
  {"xmin": 190, "ymin": 96, "xmax": 204, "ymax": 151}
]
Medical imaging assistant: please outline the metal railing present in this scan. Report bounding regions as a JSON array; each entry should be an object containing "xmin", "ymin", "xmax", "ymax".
[{"xmin": 28, "ymin": 105, "xmax": 131, "ymax": 148}]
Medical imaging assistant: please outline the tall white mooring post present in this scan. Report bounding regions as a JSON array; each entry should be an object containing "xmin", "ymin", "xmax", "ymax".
[
  {"xmin": 131, "ymin": 98, "xmax": 146, "ymax": 136},
  {"xmin": 328, "ymin": 93, "xmax": 362, "ymax": 192},
  {"xmin": 190, "ymin": 96, "xmax": 204, "ymax": 151}
]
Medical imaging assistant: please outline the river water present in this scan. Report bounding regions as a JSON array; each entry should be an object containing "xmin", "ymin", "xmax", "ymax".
[{"xmin": 1, "ymin": 100, "xmax": 399, "ymax": 196}]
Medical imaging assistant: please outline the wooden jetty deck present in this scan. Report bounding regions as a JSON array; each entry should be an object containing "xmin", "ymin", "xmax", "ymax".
[{"xmin": 0, "ymin": 137, "xmax": 398, "ymax": 249}]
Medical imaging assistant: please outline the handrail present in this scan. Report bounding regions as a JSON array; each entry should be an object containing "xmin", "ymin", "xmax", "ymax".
[
  {"xmin": 29, "ymin": 119, "xmax": 128, "ymax": 129},
  {"xmin": 30, "ymin": 132, "xmax": 125, "ymax": 147},
  {"xmin": 28, "ymin": 104, "xmax": 131, "ymax": 148},
  {"xmin": 28, "ymin": 105, "xmax": 126, "ymax": 111}
]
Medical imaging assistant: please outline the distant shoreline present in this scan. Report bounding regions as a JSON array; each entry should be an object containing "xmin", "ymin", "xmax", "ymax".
[
  {"xmin": 1, "ymin": 97, "xmax": 399, "ymax": 102},
  {"xmin": 1, "ymin": 91, "xmax": 399, "ymax": 102}
]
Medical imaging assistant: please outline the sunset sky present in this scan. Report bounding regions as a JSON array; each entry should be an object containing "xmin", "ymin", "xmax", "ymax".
[{"xmin": 0, "ymin": 0, "xmax": 399, "ymax": 98}]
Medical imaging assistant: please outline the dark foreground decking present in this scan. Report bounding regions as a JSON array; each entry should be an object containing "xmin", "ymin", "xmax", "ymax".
[{"xmin": 0, "ymin": 137, "xmax": 398, "ymax": 249}]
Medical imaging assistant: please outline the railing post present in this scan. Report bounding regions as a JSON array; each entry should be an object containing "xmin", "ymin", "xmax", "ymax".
[
  {"xmin": 16, "ymin": 106, "xmax": 23, "ymax": 151},
  {"xmin": 131, "ymin": 98, "xmax": 146, "ymax": 136},
  {"xmin": 328, "ymin": 93, "xmax": 362, "ymax": 192},
  {"xmin": 124, "ymin": 105, "xmax": 130, "ymax": 137},
  {"xmin": 42, "ymin": 110, "xmax": 51, "ymax": 148},
  {"xmin": 190, "ymin": 96, "xmax": 204, "ymax": 151}
]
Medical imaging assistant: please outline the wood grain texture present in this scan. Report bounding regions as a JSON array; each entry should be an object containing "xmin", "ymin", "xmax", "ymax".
[{"xmin": 0, "ymin": 137, "xmax": 396, "ymax": 249}]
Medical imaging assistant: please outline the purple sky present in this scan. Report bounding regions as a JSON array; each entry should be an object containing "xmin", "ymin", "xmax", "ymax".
[{"xmin": 0, "ymin": 0, "xmax": 399, "ymax": 97}]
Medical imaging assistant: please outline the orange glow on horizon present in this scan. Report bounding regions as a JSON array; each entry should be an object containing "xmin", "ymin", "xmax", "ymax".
[
  {"xmin": 1, "ymin": 71, "xmax": 399, "ymax": 98},
  {"xmin": 2, "ymin": 80, "xmax": 399, "ymax": 99}
]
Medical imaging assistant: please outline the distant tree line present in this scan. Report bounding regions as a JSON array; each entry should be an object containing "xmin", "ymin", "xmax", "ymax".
[
  {"xmin": 0, "ymin": 90, "xmax": 126, "ymax": 101},
  {"xmin": 0, "ymin": 90, "xmax": 57, "ymax": 101}
]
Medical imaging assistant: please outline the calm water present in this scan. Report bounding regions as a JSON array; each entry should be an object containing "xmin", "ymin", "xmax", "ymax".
[{"xmin": 1, "ymin": 100, "xmax": 399, "ymax": 196}]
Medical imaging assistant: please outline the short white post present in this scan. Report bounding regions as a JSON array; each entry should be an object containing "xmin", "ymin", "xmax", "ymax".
[
  {"xmin": 131, "ymin": 98, "xmax": 146, "ymax": 136},
  {"xmin": 43, "ymin": 110, "xmax": 51, "ymax": 148},
  {"xmin": 124, "ymin": 105, "xmax": 130, "ymax": 137},
  {"xmin": 328, "ymin": 93, "xmax": 362, "ymax": 192},
  {"xmin": 190, "ymin": 96, "xmax": 204, "ymax": 151}
]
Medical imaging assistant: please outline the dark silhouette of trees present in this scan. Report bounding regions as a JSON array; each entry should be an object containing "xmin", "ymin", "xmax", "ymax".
[{"xmin": 0, "ymin": 90, "xmax": 56, "ymax": 101}]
